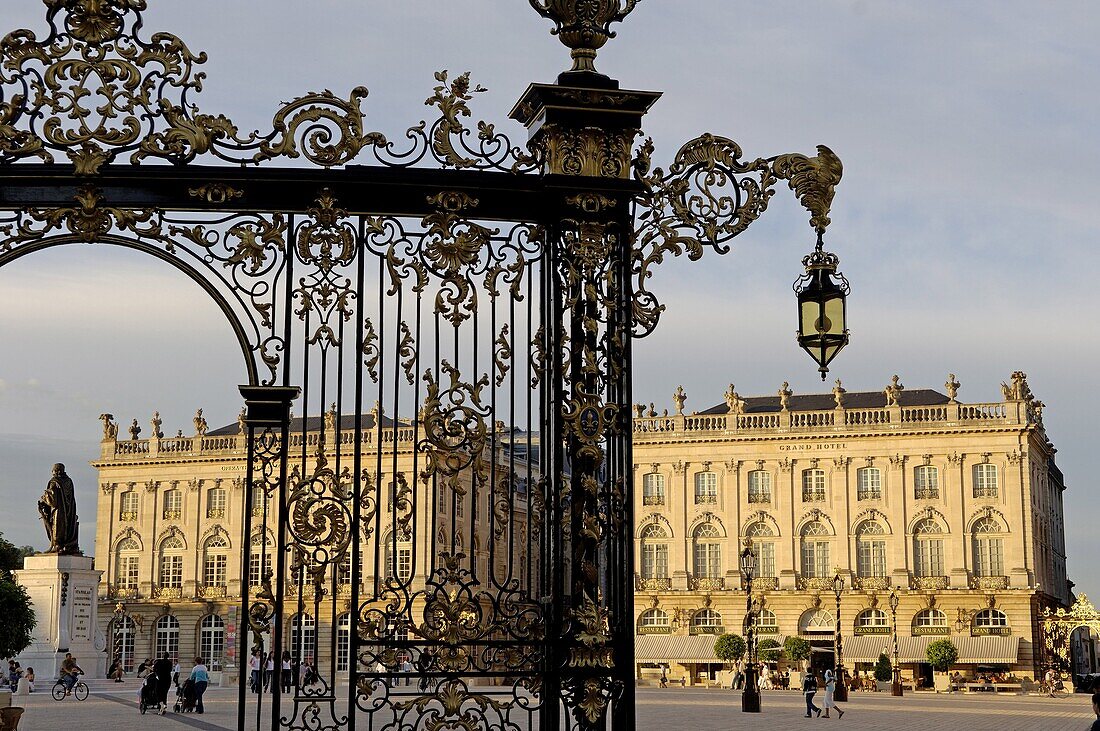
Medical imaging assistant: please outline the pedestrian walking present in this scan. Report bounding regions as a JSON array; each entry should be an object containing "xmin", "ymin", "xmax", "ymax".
[
  {"xmin": 189, "ymin": 657, "xmax": 209, "ymax": 714},
  {"xmin": 281, "ymin": 651, "xmax": 293, "ymax": 694},
  {"xmin": 249, "ymin": 649, "xmax": 261, "ymax": 693},
  {"xmin": 264, "ymin": 652, "xmax": 274, "ymax": 692},
  {"xmin": 152, "ymin": 652, "xmax": 173, "ymax": 715},
  {"xmin": 1090, "ymin": 691, "xmax": 1100, "ymax": 731},
  {"xmin": 822, "ymin": 669, "xmax": 844, "ymax": 719},
  {"xmin": 802, "ymin": 671, "xmax": 821, "ymax": 718},
  {"xmin": 172, "ymin": 659, "xmax": 180, "ymax": 690}
]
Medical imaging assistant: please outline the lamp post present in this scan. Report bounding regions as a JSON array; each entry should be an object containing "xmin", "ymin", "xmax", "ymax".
[
  {"xmin": 740, "ymin": 542, "xmax": 761, "ymax": 713},
  {"xmin": 889, "ymin": 589, "xmax": 903, "ymax": 696},
  {"xmin": 832, "ymin": 572, "xmax": 848, "ymax": 702},
  {"xmin": 110, "ymin": 602, "xmax": 127, "ymax": 676}
]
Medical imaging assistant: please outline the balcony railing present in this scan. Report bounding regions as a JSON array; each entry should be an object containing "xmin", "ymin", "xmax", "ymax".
[
  {"xmin": 973, "ymin": 486, "xmax": 999, "ymax": 499},
  {"xmin": 152, "ymin": 585, "xmax": 183, "ymax": 599},
  {"xmin": 971, "ymin": 575, "xmax": 1009, "ymax": 590},
  {"xmin": 911, "ymin": 575, "xmax": 949, "ymax": 590},
  {"xmin": 635, "ymin": 575, "xmax": 671, "ymax": 591},
  {"xmin": 642, "ymin": 494, "xmax": 665, "ymax": 506},
  {"xmin": 802, "ymin": 489, "xmax": 826, "ymax": 503},
  {"xmin": 798, "ymin": 576, "xmax": 834, "ymax": 590},
  {"xmin": 694, "ymin": 494, "xmax": 717, "ymax": 505},
  {"xmin": 197, "ymin": 584, "xmax": 227, "ymax": 599},
  {"xmin": 162, "ymin": 509, "xmax": 181, "ymax": 521},
  {"xmin": 748, "ymin": 491, "xmax": 771, "ymax": 504},
  {"xmin": 914, "ymin": 487, "xmax": 939, "ymax": 500},
  {"xmin": 852, "ymin": 576, "xmax": 890, "ymax": 590},
  {"xmin": 109, "ymin": 585, "xmax": 139, "ymax": 599},
  {"xmin": 119, "ymin": 511, "xmax": 138, "ymax": 522},
  {"xmin": 856, "ymin": 489, "xmax": 881, "ymax": 501},
  {"xmin": 689, "ymin": 576, "xmax": 724, "ymax": 591},
  {"xmin": 206, "ymin": 508, "xmax": 226, "ymax": 520},
  {"xmin": 749, "ymin": 576, "xmax": 778, "ymax": 591}
]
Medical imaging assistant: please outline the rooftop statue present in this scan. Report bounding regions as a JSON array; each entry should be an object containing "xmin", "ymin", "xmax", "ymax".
[{"xmin": 38, "ymin": 463, "xmax": 81, "ymax": 555}]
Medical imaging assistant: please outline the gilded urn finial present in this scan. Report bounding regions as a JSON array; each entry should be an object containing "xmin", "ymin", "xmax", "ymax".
[{"xmin": 529, "ymin": 0, "xmax": 639, "ymax": 76}]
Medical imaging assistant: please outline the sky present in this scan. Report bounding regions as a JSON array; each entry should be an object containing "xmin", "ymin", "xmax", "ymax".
[{"xmin": 0, "ymin": 2, "xmax": 1098, "ymax": 591}]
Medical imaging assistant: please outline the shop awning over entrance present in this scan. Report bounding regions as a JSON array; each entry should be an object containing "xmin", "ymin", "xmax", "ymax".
[
  {"xmin": 841, "ymin": 635, "xmax": 1019, "ymax": 664},
  {"xmin": 634, "ymin": 635, "xmax": 788, "ymax": 663}
]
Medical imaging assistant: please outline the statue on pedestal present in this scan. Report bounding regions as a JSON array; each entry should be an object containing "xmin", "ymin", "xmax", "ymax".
[{"xmin": 38, "ymin": 463, "xmax": 81, "ymax": 555}]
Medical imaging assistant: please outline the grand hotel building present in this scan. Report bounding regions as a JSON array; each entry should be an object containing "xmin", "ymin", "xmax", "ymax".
[{"xmin": 631, "ymin": 373, "xmax": 1070, "ymax": 685}]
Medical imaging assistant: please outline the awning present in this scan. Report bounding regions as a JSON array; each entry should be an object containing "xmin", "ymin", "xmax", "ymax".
[
  {"xmin": 633, "ymin": 635, "xmax": 788, "ymax": 663},
  {"xmin": 840, "ymin": 635, "xmax": 1019, "ymax": 664}
]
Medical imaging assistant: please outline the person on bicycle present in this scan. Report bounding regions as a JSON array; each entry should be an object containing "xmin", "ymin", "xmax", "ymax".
[{"xmin": 59, "ymin": 654, "xmax": 83, "ymax": 695}]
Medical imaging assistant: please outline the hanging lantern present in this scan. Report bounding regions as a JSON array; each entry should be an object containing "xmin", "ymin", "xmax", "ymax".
[{"xmin": 794, "ymin": 238, "xmax": 850, "ymax": 379}]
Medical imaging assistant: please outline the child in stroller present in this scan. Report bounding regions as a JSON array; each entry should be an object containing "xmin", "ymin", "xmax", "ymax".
[
  {"xmin": 173, "ymin": 678, "xmax": 197, "ymax": 713},
  {"xmin": 138, "ymin": 674, "xmax": 159, "ymax": 714}
]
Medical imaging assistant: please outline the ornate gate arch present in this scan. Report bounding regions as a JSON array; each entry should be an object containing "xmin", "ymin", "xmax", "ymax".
[
  {"xmin": 0, "ymin": 2, "xmax": 850, "ymax": 730},
  {"xmin": 1041, "ymin": 594, "xmax": 1100, "ymax": 673}
]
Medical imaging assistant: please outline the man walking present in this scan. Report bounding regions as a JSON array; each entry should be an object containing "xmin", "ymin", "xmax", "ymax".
[
  {"xmin": 802, "ymin": 670, "xmax": 821, "ymax": 718},
  {"xmin": 152, "ymin": 652, "xmax": 173, "ymax": 715}
]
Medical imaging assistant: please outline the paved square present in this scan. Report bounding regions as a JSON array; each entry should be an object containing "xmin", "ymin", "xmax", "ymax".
[{"xmin": 6, "ymin": 685, "xmax": 1095, "ymax": 731}]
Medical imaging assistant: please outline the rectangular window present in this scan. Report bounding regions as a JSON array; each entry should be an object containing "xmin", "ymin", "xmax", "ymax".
[
  {"xmin": 249, "ymin": 551, "xmax": 272, "ymax": 587},
  {"xmin": 163, "ymin": 489, "xmax": 182, "ymax": 519},
  {"xmin": 857, "ymin": 540, "xmax": 887, "ymax": 578},
  {"xmin": 160, "ymin": 555, "xmax": 183, "ymax": 588},
  {"xmin": 643, "ymin": 474, "xmax": 665, "ymax": 505},
  {"xmin": 119, "ymin": 491, "xmax": 139, "ymax": 520},
  {"xmin": 203, "ymin": 554, "xmax": 227, "ymax": 587},
  {"xmin": 438, "ymin": 485, "xmax": 446, "ymax": 514},
  {"xmin": 756, "ymin": 542, "xmax": 776, "ymax": 579},
  {"xmin": 802, "ymin": 470, "xmax": 826, "ymax": 502},
  {"xmin": 974, "ymin": 537, "xmax": 1004, "ymax": 577},
  {"xmin": 801, "ymin": 541, "xmax": 830, "ymax": 578},
  {"xmin": 118, "ymin": 555, "xmax": 140, "ymax": 589},
  {"xmin": 207, "ymin": 488, "xmax": 227, "ymax": 518},
  {"xmin": 200, "ymin": 627, "xmax": 224, "ymax": 672},
  {"xmin": 974, "ymin": 464, "xmax": 999, "ymax": 498},
  {"xmin": 642, "ymin": 544, "xmax": 668, "ymax": 579},
  {"xmin": 914, "ymin": 466, "xmax": 939, "ymax": 499},
  {"xmin": 857, "ymin": 469, "xmax": 882, "ymax": 501},
  {"xmin": 748, "ymin": 471, "xmax": 771, "ymax": 503},
  {"xmin": 693, "ymin": 543, "xmax": 721, "ymax": 578},
  {"xmin": 914, "ymin": 538, "xmax": 944, "ymax": 577},
  {"xmin": 694, "ymin": 473, "xmax": 717, "ymax": 504}
]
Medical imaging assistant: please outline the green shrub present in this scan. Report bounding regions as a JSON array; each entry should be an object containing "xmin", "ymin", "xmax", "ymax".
[
  {"xmin": 713, "ymin": 633, "xmax": 746, "ymax": 663},
  {"xmin": 926, "ymin": 639, "xmax": 959, "ymax": 672},
  {"xmin": 783, "ymin": 636, "xmax": 812, "ymax": 663},
  {"xmin": 0, "ymin": 579, "xmax": 35, "ymax": 659},
  {"xmin": 874, "ymin": 653, "xmax": 893, "ymax": 682}
]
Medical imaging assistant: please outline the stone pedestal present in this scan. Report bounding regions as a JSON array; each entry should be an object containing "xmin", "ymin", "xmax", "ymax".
[{"xmin": 12, "ymin": 554, "xmax": 103, "ymax": 679}]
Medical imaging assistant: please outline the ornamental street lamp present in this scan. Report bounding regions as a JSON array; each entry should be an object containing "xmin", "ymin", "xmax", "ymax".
[
  {"xmin": 832, "ymin": 571, "xmax": 848, "ymax": 702},
  {"xmin": 110, "ymin": 602, "xmax": 127, "ymax": 676},
  {"xmin": 795, "ymin": 236, "xmax": 850, "ymax": 380},
  {"xmin": 740, "ymin": 541, "xmax": 761, "ymax": 713},
  {"xmin": 889, "ymin": 589, "xmax": 903, "ymax": 697}
]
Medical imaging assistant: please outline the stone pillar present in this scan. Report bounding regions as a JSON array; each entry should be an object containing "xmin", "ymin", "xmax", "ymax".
[{"xmin": 12, "ymin": 554, "xmax": 104, "ymax": 679}]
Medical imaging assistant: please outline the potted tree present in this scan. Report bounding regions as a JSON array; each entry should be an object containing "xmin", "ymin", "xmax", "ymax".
[
  {"xmin": 874, "ymin": 652, "xmax": 894, "ymax": 692},
  {"xmin": 713, "ymin": 634, "xmax": 746, "ymax": 688},
  {"xmin": 926, "ymin": 639, "xmax": 959, "ymax": 693},
  {"xmin": 783, "ymin": 636, "xmax": 812, "ymax": 687}
]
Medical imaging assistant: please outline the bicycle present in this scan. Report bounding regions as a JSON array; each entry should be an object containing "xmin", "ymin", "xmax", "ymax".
[{"xmin": 51, "ymin": 676, "xmax": 89, "ymax": 701}]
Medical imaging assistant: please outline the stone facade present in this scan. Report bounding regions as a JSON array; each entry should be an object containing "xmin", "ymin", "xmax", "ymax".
[
  {"xmin": 631, "ymin": 373, "xmax": 1069, "ymax": 685},
  {"xmin": 90, "ymin": 405, "xmax": 533, "ymax": 681}
]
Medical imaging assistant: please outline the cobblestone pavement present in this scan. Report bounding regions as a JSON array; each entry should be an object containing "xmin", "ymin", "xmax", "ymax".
[{"xmin": 6, "ymin": 685, "xmax": 1094, "ymax": 731}]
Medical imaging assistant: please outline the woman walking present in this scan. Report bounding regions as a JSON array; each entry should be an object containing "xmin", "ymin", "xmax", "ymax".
[
  {"xmin": 281, "ymin": 651, "xmax": 293, "ymax": 694},
  {"xmin": 802, "ymin": 671, "xmax": 821, "ymax": 718},
  {"xmin": 822, "ymin": 669, "xmax": 844, "ymax": 719},
  {"xmin": 189, "ymin": 657, "xmax": 209, "ymax": 714}
]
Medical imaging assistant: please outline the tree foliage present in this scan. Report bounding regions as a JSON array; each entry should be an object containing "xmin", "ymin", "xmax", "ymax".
[
  {"xmin": 926, "ymin": 639, "xmax": 959, "ymax": 672},
  {"xmin": 757, "ymin": 638, "xmax": 782, "ymax": 661},
  {"xmin": 713, "ymin": 633, "xmax": 746, "ymax": 663},
  {"xmin": 0, "ymin": 579, "xmax": 36, "ymax": 659},
  {"xmin": 874, "ymin": 652, "xmax": 893, "ymax": 681},
  {"xmin": 783, "ymin": 636, "xmax": 812, "ymax": 663},
  {"xmin": 0, "ymin": 531, "xmax": 35, "ymax": 580}
]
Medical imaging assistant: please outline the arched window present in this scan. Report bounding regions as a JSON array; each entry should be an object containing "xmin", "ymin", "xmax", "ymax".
[
  {"xmin": 972, "ymin": 517, "xmax": 1005, "ymax": 577},
  {"xmin": 202, "ymin": 534, "xmax": 228, "ymax": 588},
  {"xmin": 973, "ymin": 463, "xmax": 999, "ymax": 498},
  {"xmin": 754, "ymin": 608, "xmax": 779, "ymax": 633},
  {"xmin": 856, "ymin": 468, "xmax": 882, "ymax": 501},
  {"xmin": 249, "ymin": 532, "xmax": 273, "ymax": 588},
  {"xmin": 692, "ymin": 523, "xmax": 721, "ymax": 579},
  {"xmin": 914, "ymin": 465, "xmax": 939, "ymax": 499},
  {"xmin": 289, "ymin": 613, "xmax": 316, "ymax": 661},
  {"xmin": 119, "ymin": 490, "xmax": 139, "ymax": 521},
  {"xmin": 643, "ymin": 473, "xmax": 665, "ymax": 506},
  {"xmin": 974, "ymin": 609, "xmax": 1008, "ymax": 629},
  {"xmin": 691, "ymin": 609, "xmax": 723, "ymax": 634},
  {"xmin": 162, "ymin": 488, "xmax": 182, "ymax": 520},
  {"xmin": 694, "ymin": 472, "xmax": 717, "ymax": 504},
  {"xmin": 336, "ymin": 613, "xmax": 352, "ymax": 671},
  {"xmin": 746, "ymin": 521, "xmax": 776, "ymax": 578},
  {"xmin": 802, "ymin": 469, "xmax": 826, "ymax": 502},
  {"xmin": 154, "ymin": 615, "xmax": 180, "ymax": 659},
  {"xmin": 913, "ymin": 609, "xmax": 948, "ymax": 635},
  {"xmin": 638, "ymin": 609, "xmax": 670, "ymax": 633},
  {"xmin": 800, "ymin": 521, "xmax": 831, "ymax": 578},
  {"xmin": 199, "ymin": 615, "xmax": 225, "ymax": 670},
  {"xmin": 856, "ymin": 521, "xmax": 887, "ymax": 579},
  {"xmin": 912, "ymin": 518, "xmax": 945, "ymax": 578},
  {"xmin": 748, "ymin": 470, "xmax": 772, "ymax": 503},
  {"xmin": 115, "ymin": 537, "xmax": 141, "ymax": 591},
  {"xmin": 855, "ymin": 608, "xmax": 889, "ymax": 634},
  {"xmin": 385, "ymin": 531, "xmax": 413, "ymax": 581},
  {"xmin": 800, "ymin": 609, "xmax": 836, "ymax": 635},
  {"xmin": 114, "ymin": 615, "xmax": 137, "ymax": 671},
  {"xmin": 640, "ymin": 524, "xmax": 669, "ymax": 579},
  {"xmin": 159, "ymin": 535, "xmax": 184, "ymax": 589},
  {"xmin": 206, "ymin": 487, "xmax": 227, "ymax": 519}
]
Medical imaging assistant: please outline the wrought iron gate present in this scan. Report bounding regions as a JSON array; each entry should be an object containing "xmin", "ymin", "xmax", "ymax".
[{"xmin": 0, "ymin": 2, "xmax": 847, "ymax": 730}]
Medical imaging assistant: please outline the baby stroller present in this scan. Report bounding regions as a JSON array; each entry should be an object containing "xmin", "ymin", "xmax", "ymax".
[
  {"xmin": 173, "ymin": 678, "xmax": 196, "ymax": 713},
  {"xmin": 138, "ymin": 675, "xmax": 158, "ymax": 714}
]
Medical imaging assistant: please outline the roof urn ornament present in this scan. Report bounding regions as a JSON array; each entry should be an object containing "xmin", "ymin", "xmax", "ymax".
[
  {"xmin": 778, "ymin": 382, "xmax": 793, "ymax": 412},
  {"xmin": 945, "ymin": 374, "xmax": 960, "ymax": 403},
  {"xmin": 672, "ymin": 386, "xmax": 686, "ymax": 416},
  {"xmin": 832, "ymin": 379, "xmax": 846, "ymax": 409},
  {"xmin": 528, "ymin": 0, "xmax": 639, "ymax": 77},
  {"xmin": 884, "ymin": 375, "xmax": 904, "ymax": 407},
  {"xmin": 150, "ymin": 411, "xmax": 163, "ymax": 439}
]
